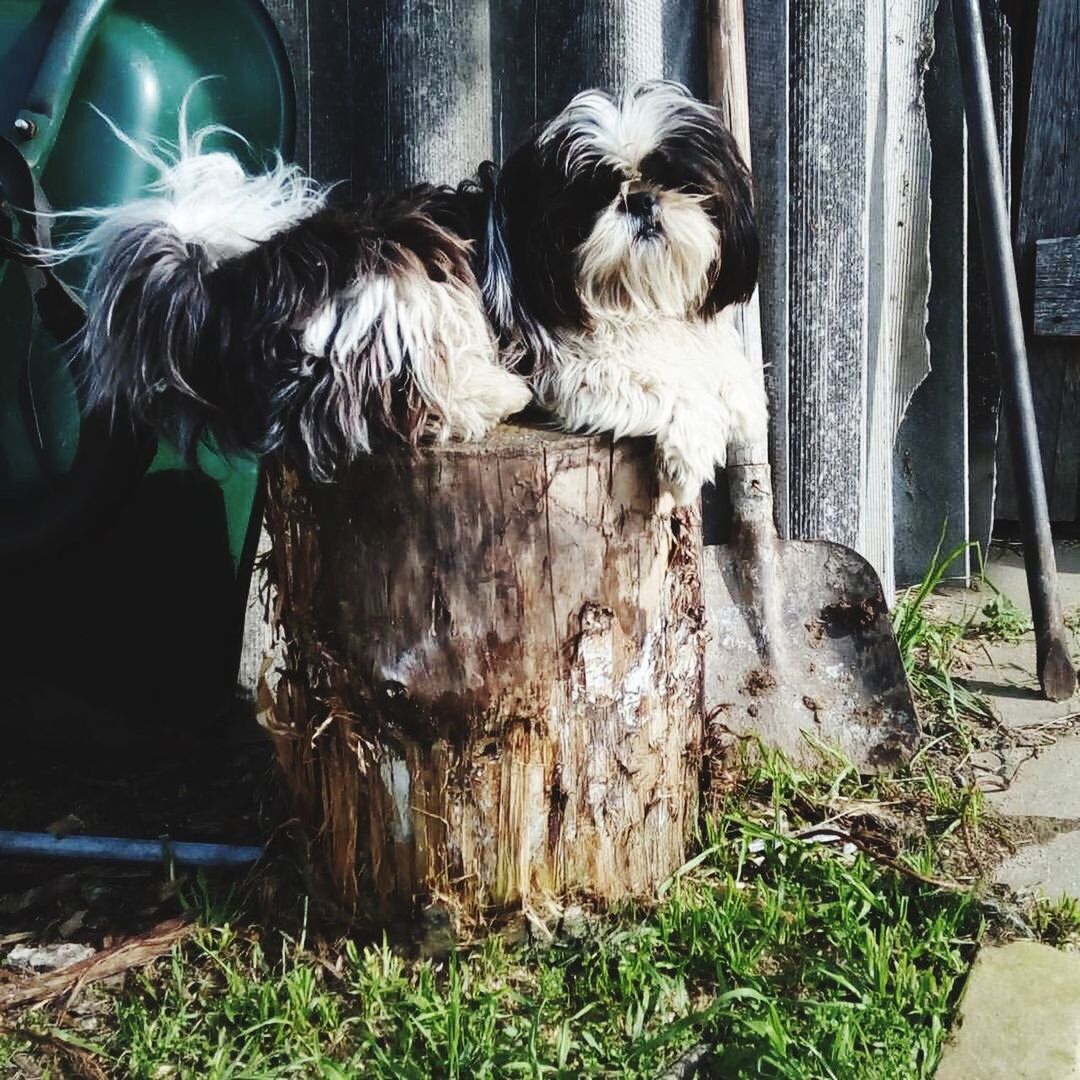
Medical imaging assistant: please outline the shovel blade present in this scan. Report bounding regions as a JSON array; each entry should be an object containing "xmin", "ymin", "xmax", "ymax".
[{"xmin": 704, "ymin": 538, "xmax": 919, "ymax": 772}]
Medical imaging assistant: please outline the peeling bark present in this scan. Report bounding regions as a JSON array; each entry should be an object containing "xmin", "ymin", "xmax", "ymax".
[{"xmin": 261, "ymin": 425, "xmax": 704, "ymax": 924}]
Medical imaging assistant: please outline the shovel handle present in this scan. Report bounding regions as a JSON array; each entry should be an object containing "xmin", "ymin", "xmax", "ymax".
[{"xmin": 726, "ymin": 459, "xmax": 776, "ymax": 530}]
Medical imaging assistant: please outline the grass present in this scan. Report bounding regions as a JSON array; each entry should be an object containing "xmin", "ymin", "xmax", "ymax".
[
  {"xmin": 977, "ymin": 589, "xmax": 1031, "ymax": 645},
  {"xmin": 1028, "ymin": 893, "xmax": 1080, "ymax": 949},
  {"xmin": 2, "ymin": 795, "xmax": 983, "ymax": 1080},
  {"xmin": 1, "ymin": 546, "xmax": 1067, "ymax": 1079},
  {"xmin": 890, "ymin": 539, "xmax": 996, "ymax": 754}
]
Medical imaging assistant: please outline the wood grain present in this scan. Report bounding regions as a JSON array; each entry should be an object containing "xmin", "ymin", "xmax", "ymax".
[
  {"xmin": 893, "ymin": 0, "xmax": 970, "ymax": 587},
  {"xmin": 262, "ymin": 426, "xmax": 704, "ymax": 920},
  {"xmin": 787, "ymin": 0, "xmax": 867, "ymax": 550},
  {"xmin": 966, "ymin": 0, "xmax": 1010, "ymax": 553},
  {"xmin": 744, "ymin": 0, "xmax": 790, "ymax": 537},
  {"xmin": 1034, "ymin": 236, "xmax": 1080, "ymax": 337},
  {"xmin": 1006, "ymin": 0, "xmax": 1080, "ymax": 521}
]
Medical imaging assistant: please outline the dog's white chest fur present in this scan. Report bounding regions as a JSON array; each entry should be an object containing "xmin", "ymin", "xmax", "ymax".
[{"xmin": 534, "ymin": 313, "xmax": 767, "ymax": 505}]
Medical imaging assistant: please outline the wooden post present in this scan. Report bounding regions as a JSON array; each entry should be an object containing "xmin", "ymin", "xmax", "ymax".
[
  {"xmin": 998, "ymin": 0, "xmax": 1080, "ymax": 524},
  {"xmin": 893, "ymin": 0, "xmax": 970, "ymax": 587},
  {"xmin": 260, "ymin": 426, "xmax": 704, "ymax": 922}
]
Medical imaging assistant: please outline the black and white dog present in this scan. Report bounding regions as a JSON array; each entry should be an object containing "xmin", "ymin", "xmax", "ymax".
[
  {"xmin": 66, "ymin": 82, "xmax": 763, "ymax": 501},
  {"xmin": 488, "ymin": 81, "xmax": 767, "ymax": 505},
  {"xmin": 66, "ymin": 119, "xmax": 530, "ymax": 480}
]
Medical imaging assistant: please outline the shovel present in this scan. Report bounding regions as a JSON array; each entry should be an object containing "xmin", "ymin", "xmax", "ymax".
[
  {"xmin": 704, "ymin": 445, "xmax": 919, "ymax": 771},
  {"xmin": 704, "ymin": 1, "xmax": 919, "ymax": 771}
]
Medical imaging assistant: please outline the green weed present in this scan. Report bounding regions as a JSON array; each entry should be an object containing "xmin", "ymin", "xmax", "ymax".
[
  {"xmin": 1029, "ymin": 893, "xmax": 1080, "ymax": 948},
  {"xmin": 976, "ymin": 587, "xmax": 1031, "ymax": 644},
  {"xmin": 891, "ymin": 538, "xmax": 994, "ymax": 743},
  {"xmin": 86, "ymin": 818, "xmax": 979, "ymax": 1080}
]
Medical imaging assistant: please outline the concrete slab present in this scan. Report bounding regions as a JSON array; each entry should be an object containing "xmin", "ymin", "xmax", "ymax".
[
  {"xmin": 959, "ymin": 638, "xmax": 1080, "ymax": 729},
  {"xmin": 985, "ymin": 736, "xmax": 1080, "ymax": 819},
  {"xmin": 984, "ymin": 543, "xmax": 1080, "ymax": 621},
  {"xmin": 995, "ymin": 829, "xmax": 1080, "ymax": 900},
  {"xmin": 924, "ymin": 547, "xmax": 1080, "ymax": 728},
  {"xmin": 936, "ymin": 941, "xmax": 1080, "ymax": 1080}
]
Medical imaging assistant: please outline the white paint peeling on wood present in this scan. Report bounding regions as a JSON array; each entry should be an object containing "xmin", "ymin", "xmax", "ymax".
[{"xmin": 379, "ymin": 757, "xmax": 413, "ymax": 843}]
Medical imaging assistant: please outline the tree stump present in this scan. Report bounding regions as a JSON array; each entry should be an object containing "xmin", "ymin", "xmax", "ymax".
[{"xmin": 260, "ymin": 424, "xmax": 704, "ymax": 924}]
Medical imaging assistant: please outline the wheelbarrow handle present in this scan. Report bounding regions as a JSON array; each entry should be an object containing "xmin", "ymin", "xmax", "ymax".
[
  {"xmin": 12, "ymin": 0, "xmax": 114, "ymax": 171},
  {"xmin": 952, "ymin": 0, "xmax": 1076, "ymax": 702}
]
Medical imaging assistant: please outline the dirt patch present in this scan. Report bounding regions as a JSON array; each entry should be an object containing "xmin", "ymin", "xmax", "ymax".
[
  {"xmin": 818, "ymin": 598, "xmax": 882, "ymax": 638},
  {"xmin": 741, "ymin": 669, "xmax": 777, "ymax": 696}
]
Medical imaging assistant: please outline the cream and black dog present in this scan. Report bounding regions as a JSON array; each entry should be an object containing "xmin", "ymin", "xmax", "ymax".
[
  {"xmin": 65, "ymin": 82, "xmax": 763, "ymax": 501},
  {"xmin": 66, "ymin": 111, "xmax": 530, "ymax": 480},
  {"xmin": 487, "ymin": 81, "xmax": 767, "ymax": 505}
]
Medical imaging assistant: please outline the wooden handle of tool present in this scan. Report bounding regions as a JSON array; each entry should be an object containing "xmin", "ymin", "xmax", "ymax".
[{"xmin": 707, "ymin": 0, "xmax": 753, "ymax": 167}]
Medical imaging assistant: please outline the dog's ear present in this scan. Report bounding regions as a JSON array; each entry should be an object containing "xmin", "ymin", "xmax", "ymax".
[
  {"xmin": 496, "ymin": 139, "xmax": 589, "ymax": 334},
  {"xmin": 700, "ymin": 130, "xmax": 759, "ymax": 317},
  {"xmin": 470, "ymin": 161, "xmax": 517, "ymax": 341}
]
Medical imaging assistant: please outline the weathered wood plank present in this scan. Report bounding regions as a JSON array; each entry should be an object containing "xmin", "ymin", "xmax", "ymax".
[
  {"xmin": 349, "ymin": 0, "xmax": 492, "ymax": 191},
  {"xmin": 492, "ymin": 0, "xmax": 705, "ymax": 161},
  {"xmin": 1005, "ymin": 0, "xmax": 1080, "ymax": 522},
  {"xmin": 1034, "ymin": 237, "xmax": 1080, "ymax": 336},
  {"xmin": 787, "ymin": 0, "xmax": 866, "ymax": 551},
  {"xmin": 861, "ymin": 0, "xmax": 937, "ymax": 597},
  {"xmin": 745, "ymin": 0, "xmax": 790, "ymax": 538},
  {"xmin": 706, "ymin": 0, "xmax": 764, "ymax": 538},
  {"xmin": 894, "ymin": 0, "xmax": 970, "ymax": 588},
  {"xmin": 260, "ymin": 0, "xmax": 310, "ymax": 171}
]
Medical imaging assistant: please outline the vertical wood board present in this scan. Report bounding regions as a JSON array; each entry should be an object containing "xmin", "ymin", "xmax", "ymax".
[
  {"xmin": 491, "ymin": 0, "xmax": 706, "ymax": 161},
  {"xmin": 745, "ymin": 0, "xmax": 790, "ymax": 538},
  {"xmin": 1000, "ymin": 0, "xmax": 1080, "ymax": 522},
  {"xmin": 787, "ymin": 0, "xmax": 867, "ymax": 551},
  {"xmin": 967, "ymin": 0, "xmax": 1010, "ymax": 555}
]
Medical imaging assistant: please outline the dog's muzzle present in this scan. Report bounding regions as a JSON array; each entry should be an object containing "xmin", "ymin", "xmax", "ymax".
[{"xmin": 622, "ymin": 190, "xmax": 662, "ymax": 239}]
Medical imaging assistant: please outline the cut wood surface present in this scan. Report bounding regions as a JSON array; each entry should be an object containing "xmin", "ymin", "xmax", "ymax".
[
  {"xmin": 1035, "ymin": 237, "xmax": 1080, "ymax": 338},
  {"xmin": 262, "ymin": 424, "xmax": 704, "ymax": 923}
]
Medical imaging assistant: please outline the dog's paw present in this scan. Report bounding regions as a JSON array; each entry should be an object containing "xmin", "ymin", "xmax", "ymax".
[
  {"xmin": 657, "ymin": 449, "xmax": 704, "ymax": 508},
  {"xmin": 499, "ymin": 369, "xmax": 535, "ymax": 417},
  {"xmin": 474, "ymin": 365, "xmax": 533, "ymax": 424}
]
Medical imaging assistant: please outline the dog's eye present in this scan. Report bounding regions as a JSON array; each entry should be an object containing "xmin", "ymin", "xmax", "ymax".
[
  {"xmin": 639, "ymin": 151, "xmax": 708, "ymax": 197},
  {"xmin": 571, "ymin": 166, "xmax": 622, "ymax": 210}
]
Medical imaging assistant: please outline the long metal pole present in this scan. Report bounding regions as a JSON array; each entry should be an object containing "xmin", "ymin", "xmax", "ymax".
[
  {"xmin": 0, "ymin": 830, "xmax": 262, "ymax": 867},
  {"xmin": 952, "ymin": 0, "xmax": 1076, "ymax": 701}
]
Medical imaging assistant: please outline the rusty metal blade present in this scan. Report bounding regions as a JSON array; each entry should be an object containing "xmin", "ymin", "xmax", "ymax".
[{"xmin": 705, "ymin": 460, "xmax": 919, "ymax": 772}]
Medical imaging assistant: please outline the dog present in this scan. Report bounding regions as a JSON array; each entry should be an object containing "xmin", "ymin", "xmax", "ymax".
[
  {"xmin": 485, "ymin": 80, "xmax": 768, "ymax": 505},
  {"xmin": 62, "ymin": 114, "xmax": 531, "ymax": 480}
]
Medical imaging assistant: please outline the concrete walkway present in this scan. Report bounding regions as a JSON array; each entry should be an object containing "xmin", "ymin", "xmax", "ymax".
[
  {"xmin": 936, "ymin": 941, "xmax": 1080, "ymax": 1078},
  {"xmin": 934, "ymin": 542, "xmax": 1080, "ymax": 899},
  {"xmin": 932, "ymin": 546, "xmax": 1080, "ymax": 1079}
]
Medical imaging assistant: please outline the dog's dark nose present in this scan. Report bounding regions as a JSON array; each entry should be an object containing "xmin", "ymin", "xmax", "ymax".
[{"xmin": 624, "ymin": 191, "xmax": 659, "ymax": 221}]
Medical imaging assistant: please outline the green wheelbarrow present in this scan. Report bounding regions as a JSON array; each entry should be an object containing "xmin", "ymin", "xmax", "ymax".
[{"xmin": 0, "ymin": 0, "xmax": 294, "ymax": 744}]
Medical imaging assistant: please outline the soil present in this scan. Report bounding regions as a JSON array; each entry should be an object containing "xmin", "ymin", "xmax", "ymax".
[{"xmin": 0, "ymin": 702, "xmax": 278, "ymax": 950}]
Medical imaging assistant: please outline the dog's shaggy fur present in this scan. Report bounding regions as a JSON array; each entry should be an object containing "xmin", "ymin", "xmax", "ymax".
[{"xmin": 487, "ymin": 81, "xmax": 768, "ymax": 504}]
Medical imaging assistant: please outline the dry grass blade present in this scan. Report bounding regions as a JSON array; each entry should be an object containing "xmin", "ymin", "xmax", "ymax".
[
  {"xmin": 0, "ymin": 1023, "xmax": 110, "ymax": 1079},
  {"xmin": 0, "ymin": 917, "xmax": 192, "ymax": 1012}
]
